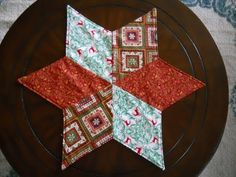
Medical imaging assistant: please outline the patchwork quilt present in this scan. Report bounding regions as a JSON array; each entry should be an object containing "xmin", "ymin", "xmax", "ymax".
[{"xmin": 18, "ymin": 5, "xmax": 205, "ymax": 170}]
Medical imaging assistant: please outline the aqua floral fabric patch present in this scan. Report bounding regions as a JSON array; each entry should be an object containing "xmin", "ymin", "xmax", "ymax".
[
  {"xmin": 112, "ymin": 85, "xmax": 165, "ymax": 169},
  {"xmin": 66, "ymin": 5, "xmax": 113, "ymax": 83}
]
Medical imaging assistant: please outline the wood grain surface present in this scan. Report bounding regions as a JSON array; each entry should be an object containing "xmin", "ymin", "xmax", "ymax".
[{"xmin": 0, "ymin": 0, "xmax": 228, "ymax": 177}]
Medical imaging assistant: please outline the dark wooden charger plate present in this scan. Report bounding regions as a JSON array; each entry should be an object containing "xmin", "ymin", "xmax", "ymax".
[{"xmin": 0, "ymin": 0, "xmax": 228, "ymax": 177}]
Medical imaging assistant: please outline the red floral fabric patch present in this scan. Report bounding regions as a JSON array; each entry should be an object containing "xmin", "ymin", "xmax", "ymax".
[
  {"xmin": 116, "ymin": 58, "xmax": 205, "ymax": 111},
  {"xmin": 18, "ymin": 56, "xmax": 109, "ymax": 109}
]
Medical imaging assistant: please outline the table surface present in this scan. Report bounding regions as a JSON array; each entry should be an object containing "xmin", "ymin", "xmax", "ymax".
[{"xmin": 0, "ymin": 0, "xmax": 228, "ymax": 177}]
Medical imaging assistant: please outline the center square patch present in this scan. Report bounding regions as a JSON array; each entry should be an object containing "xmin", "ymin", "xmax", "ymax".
[
  {"xmin": 120, "ymin": 49, "xmax": 145, "ymax": 72},
  {"xmin": 121, "ymin": 26, "xmax": 144, "ymax": 47},
  {"xmin": 80, "ymin": 105, "xmax": 112, "ymax": 138},
  {"xmin": 63, "ymin": 120, "xmax": 88, "ymax": 154}
]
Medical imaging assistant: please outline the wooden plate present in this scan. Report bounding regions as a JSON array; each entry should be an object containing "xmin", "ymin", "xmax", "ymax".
[{"xmin": 0, "ymin": 0, "xmax": 228, "ymax": 176}]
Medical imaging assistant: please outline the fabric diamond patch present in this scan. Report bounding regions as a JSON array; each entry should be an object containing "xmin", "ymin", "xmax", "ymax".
[
  {"xmin": 112, "ymin": 85, "xmax": 165, "ymax": 170},
  {"xmin": 66, "ymin": 5, "xmax": 113, "ymax": 83},
  {"xmin": 18, "ymin": 56, "xmax": 109, "ymax": 109},
  {"xmin": 112, "ymin": 8, "xmax": 158, "ymax": 82},
  {"xmin": 116, "ymin": 58, "xmax": 205, "ymax": 111},
  {"xmin": 62, "ymin": 85, "xmax": 112, "ymax": 170}
]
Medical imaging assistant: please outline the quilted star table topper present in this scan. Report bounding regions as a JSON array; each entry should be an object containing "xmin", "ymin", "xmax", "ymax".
[{"xmin": 18, "ymin": 5, "xmax": 205, "ymax": 170}]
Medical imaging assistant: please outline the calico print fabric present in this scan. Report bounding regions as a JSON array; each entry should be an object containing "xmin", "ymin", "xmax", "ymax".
[
  {"xmin": 112, "ymin": 8, "xmax": 158, "ymax": 82},
  {"xmin": 62, "ymin": 85, "xmax": 112, "ymax": 170},
  {"xmin": 18, "ymin": 5, "xmax": 205, "ymax": 171},
  {"xmin": 116, "ymin": 58, "xmax": 205, "ymax": 111},
  {"xmin": 18, "ymin": 56, "xmax": 109, "ymax": 109}
]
